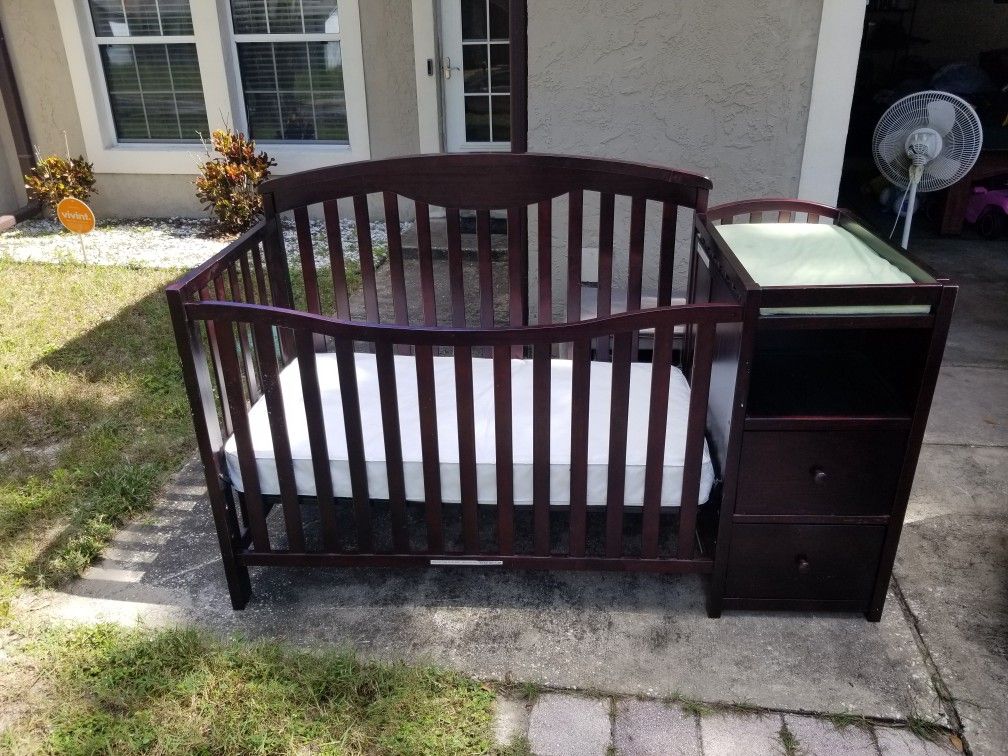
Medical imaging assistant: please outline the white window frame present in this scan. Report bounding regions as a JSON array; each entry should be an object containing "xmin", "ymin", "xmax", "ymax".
[{"xmin": 55, "ymin": 0, "xmax": 370, "ymax": 175}]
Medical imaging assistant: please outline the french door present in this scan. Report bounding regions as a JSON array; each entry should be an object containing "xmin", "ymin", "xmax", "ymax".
[{"xmin": 439, "ymin": 0, "xmax": 511, "ymax": 151}]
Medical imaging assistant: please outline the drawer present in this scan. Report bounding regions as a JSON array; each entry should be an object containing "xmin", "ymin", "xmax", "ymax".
[
  {"xmin": 736, "ymin": 430, "xmax": 906, "ymax": 517},
  {"xmin": 725, "ymin": 524, "xmax": 886, "ymax": 603}
]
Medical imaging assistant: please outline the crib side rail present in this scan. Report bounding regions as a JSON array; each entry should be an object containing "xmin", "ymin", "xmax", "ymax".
[{"xmin": 184, "ymin": 300, "xmax": 742, "ymax": 569}]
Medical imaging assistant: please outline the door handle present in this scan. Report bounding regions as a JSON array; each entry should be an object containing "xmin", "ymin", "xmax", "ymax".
[{"xmin": 442, "ymin": 57, "xmax": 460, "ymax": 79}]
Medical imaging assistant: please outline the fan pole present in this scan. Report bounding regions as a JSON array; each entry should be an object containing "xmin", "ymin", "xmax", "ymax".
[{"xmin": 901, "ymin": 164, "xmax": 924, "ymax": 249}]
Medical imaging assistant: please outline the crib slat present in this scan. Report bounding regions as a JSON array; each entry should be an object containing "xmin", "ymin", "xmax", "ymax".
[
  {"xmin": 492, "ymin": 345, "xmax": 514, "ymax": 554},
  {"xmin": 353, "ymin": 194, "xmax": 379, "ymax": 322},
  {"xmin": 568, "ymin": 339, "xmax": 591, "ymax": 558},
  {"xmin": 627, "ymin": 196, "xmax": 646, "ymax": 360},
  {"xmin": 677, "ymin": 322, "xmax": 714, "ymax": 559},
  {"xmin": 239, "ymin": 252, "xmax": 257, "ymax": 305},
  {"xmin": 641, "ymin": 327, "xmax": 673, "ymax": 559},
  {"xmin": 807, "ymin": 212, "xmax": 820, "ymax": 224},
  {"xmin": 415, "ymin": 346, "xmax": 443, "ymax": 551},
  {"xmin": 476, "ymin": 210, "xmax": 495, "ymax": 329},
  {"xmin": 605, "ymin": 332, "xmax": 633, "ymax": 557},
  {"xmin": 227, "ymin": 262, "xmax": 260, "ymax": 402},
  {"xmin": 537, "ymin": 199, "xmax": 552, "ymax": 325},
  {"xmin": 218, "ymin": 320, "xmax": 270, "ymax": 553},
  {"xmin": 778, "ymin": 210, "xmax": 794, "ymax": 223},
  {"xmin": 507, "ymin": 206, "xmax": 526, "ymax": 357},
  {"xmin": 295, "ymin": 330, "xmax": 340, "ymax": 551},
  {"xmin": 657, "ymin": 201, "xmax": 677, "ymax": 307},
  {"xmin": 596, "ymin": 192, "xmax": 615, "ymax": 360},
  {"xmin": 446, "ymin": 207, "xmax": 466, "ymax": 327},
  {"xmin": 748, "ymin": 211, "xmax": 761, "ymax": 224},
  {"xmin": 323, "ymin": 199, "xmax": 351, "ymax": 319},
  {"xmin": 294, "ymin": 206, "xmax": 320, "ymax": 314},
  {"xmin": 532, "ymin": 342, "xmax": 550, "ymax": 555},
  {"xmin": 252, "ymin": 322, "xmax": 305, "ymax": 552},
  {"xmin": 455, "ymin": 346, "xmax": 480, "ymax": 553},
  {"xmin": 202, "ymin": 284, "xmax": 233, "ymax": 435},
  {"xmin": 374, "ymin": 342, "xmax": 409, "ymax": 552},
  {"xmin": 416, "ymin": 201, "xmax": 438, "ymax": 326},
  {"xmin": 567, "ymin": 190, "xmax": 584, "ymax": 323},
  {"xmin": 252, "ymin": 245, "xmax": 271, "ymax": 306},
  {"xmin": 384, "ymin": 193, "xmax": 410, "ymax": 353},
  {"xmin": 333, "ymin": 340, "xmax": 373, "ymax": 552}
]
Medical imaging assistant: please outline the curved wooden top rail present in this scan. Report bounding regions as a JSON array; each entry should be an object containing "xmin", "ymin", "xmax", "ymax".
[
  {"xmin": 705, "ymin": 198, "xmax": 841, "ymax": 222},
  {"xmin": 186, "ymin": 300, "xmax": 742, "ymax": 346},
  {"xmin": 260, "ymin": 152, "xmax": 713, "ymax": 213}
]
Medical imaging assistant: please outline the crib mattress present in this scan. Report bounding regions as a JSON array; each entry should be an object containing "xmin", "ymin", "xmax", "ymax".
[
  {"xmin": 715, "ymin": 223, "xmax": 931, "ymax": 315},
  {"xmin": 224, "ymin": 353, "xmax": 715, "ymax": 508}
]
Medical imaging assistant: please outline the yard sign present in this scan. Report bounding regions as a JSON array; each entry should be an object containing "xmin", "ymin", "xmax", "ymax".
[{"xmin": 56, "ymin": 197, "xmax": 95, "ymax": 261}]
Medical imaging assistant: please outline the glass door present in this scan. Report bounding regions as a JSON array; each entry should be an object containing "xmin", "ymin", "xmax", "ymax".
[{"xmin": 439, "ymin": 0, "xmax": 510, "ymax": 151}]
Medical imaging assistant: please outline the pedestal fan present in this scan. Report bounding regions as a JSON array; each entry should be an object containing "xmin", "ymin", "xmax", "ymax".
[{"xmin": 872, "ymin": 90, "xmax": 984, "ymax": 248}]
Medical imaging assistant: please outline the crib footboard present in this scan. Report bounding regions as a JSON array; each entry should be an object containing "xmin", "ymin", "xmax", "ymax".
[{"xmin": 170, "ymin": 296, "xmax": 742, "ymax": 609}]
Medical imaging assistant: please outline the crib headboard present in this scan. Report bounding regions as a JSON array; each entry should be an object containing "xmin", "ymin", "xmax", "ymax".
[{"xmin": 255, "ymin": 153, "xmax": 712, "ymax": 355}]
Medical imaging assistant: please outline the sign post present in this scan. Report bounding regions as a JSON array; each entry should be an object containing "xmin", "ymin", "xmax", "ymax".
[{"xmin": 56, "ymin": 197, "xmax": 96, "ymax": 262}]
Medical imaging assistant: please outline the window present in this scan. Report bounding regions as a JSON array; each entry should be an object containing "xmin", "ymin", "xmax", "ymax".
[
  {"xmin": 87, "ymin": 0, "xmax": 210, "ymax": 141},
  {"xmin": 56, "ymin": 0, "xmax": 370, "ymax": 173},
  {"xmin": 461, "ymin": 0, "xmax": 509, "ymax": 143},
  {"xmin": 229, "ymin": 0, "xmax": 348, "ymax": 143}
]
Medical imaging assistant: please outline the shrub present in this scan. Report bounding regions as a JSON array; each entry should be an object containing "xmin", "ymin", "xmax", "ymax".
[
  {"xmin": 195, "ymin": 129, "xmax": 276, "ymax": 234},
  {"xmin": 24, "ymin": 155, "xmax": 97, "ymax": 214}
]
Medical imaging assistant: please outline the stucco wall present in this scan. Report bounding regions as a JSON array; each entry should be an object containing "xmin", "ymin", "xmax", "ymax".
[
  {"xmin": 359, "ymin": 0, "xmax": 420, "ymax": 159},
  {"xmin": 0, "ymin": 0, "xmax": 419, "ymax": 218},
  {"xmin": 526, "ymin": 0, "xmax": 824, "ymax": 305},
  {"xmin": 0, "ymin": 94, "xmax": 25, "ymax": 212}
]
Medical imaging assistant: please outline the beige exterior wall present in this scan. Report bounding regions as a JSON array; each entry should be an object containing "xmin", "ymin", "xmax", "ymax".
[
  {"xmin": 526, "ymin": 0, "xmax": 825, "ymax": 304},
  {"xmin": 0, "ymin": 93, "xmax": 25, "ymax": 211},
  {"xmin": 0, "ymin": 0, "xmax": 420, "ymax": 218},
  {"xmin": 359, "ymin": 0, "xmax": 420, "ymax": 159},
  {"xmin": 528, "ymin": 0, "xmax": 824, "ymax": 202}
]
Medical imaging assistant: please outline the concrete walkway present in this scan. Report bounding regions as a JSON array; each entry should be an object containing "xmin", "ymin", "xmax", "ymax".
[
  {"xmin": 495, "ymin": 691, "xmax": 960, "ymax": 755},
  {"xmin": 14, "ymin": 235, "xmax": 1006, "ymax": 755}
]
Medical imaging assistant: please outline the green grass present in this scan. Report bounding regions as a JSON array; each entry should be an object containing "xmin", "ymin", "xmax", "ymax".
[
  {"xmin": 0, "ymin": 259, "xmax": 194, "ymax": 615},
  {"xmin": 1, "ymin": 623, "xmax": 493, "ymax": 755},
  {"xmin": 777, "ymin": 721, "xmax": 800, "ymax": 756},
  {"xmin": 0, "ymin": 258, "xmax": 496, "ymax": 754}
]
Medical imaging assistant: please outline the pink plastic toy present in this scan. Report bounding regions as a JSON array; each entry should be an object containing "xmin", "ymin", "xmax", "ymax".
[{"xmin": 965, "ymin": 186, "xmax": 1008, "ymax": 239}]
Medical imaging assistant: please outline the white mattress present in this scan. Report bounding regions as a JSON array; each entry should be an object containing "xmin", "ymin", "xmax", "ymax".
[
  {"xmin": 224, "ymin": 353, "xmax": 715, "ymax": 508},
  {"xmin": 715, "ymin": 223, "xmax": 930, "ymax": 315}
]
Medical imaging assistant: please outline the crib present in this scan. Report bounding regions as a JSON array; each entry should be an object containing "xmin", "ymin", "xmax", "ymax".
[{"xmin": 166, "ymin": 153, "xmax": 746, "ymax": 610}]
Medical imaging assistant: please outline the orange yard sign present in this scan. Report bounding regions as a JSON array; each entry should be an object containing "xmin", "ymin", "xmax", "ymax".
[{"xmin": 56, "ymin": 197, "xmax": 96, "ymax": 234}]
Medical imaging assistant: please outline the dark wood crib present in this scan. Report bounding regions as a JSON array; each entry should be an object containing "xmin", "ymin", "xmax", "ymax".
[{"xmin": 166, "ymin": 153, "xmax": 746, "ymax": 611}]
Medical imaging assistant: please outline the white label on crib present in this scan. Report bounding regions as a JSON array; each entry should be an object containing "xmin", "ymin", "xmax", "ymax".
[{"xmin": 429, "ymin": 559, "xmax": 504, "ymax": 567}]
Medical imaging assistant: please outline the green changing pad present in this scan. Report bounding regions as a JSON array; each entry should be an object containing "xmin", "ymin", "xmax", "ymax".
[{"xmin": 715, "ymin": 223, "xmax": 931, "ymax": 315}]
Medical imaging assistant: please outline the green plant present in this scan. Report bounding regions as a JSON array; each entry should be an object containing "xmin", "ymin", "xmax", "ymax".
[
  {"xmin": 778, "ymin": 721, "xmax": 800, "ymax": 756},
  {"xmin": 24, "ymin": 154, "xmax": 96, "ymax": 213},
  {"xmin": 195, "ymin": 128, "xmax": 276, "ymax": 233}
]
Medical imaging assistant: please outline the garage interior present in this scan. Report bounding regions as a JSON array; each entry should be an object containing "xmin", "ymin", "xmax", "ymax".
[{"xmin": 838, "ymin": 0, "xmax": 1008, "ymax": 242}]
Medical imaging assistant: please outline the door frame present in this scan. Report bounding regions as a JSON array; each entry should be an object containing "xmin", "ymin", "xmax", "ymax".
[{"xmin": 411, "ymin": 0, "xmax": 527, "ymax": 154}]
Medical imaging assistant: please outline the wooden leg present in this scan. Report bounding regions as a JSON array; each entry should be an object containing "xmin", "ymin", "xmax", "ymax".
[{"xmin": 223, "ymin": 559, "xmax": 252, "ymax": 610}]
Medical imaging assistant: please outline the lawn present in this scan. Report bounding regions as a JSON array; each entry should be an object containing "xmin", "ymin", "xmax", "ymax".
[{"xmin": 0, "ymin": 257, "xmax": 497, "ymax": 755}]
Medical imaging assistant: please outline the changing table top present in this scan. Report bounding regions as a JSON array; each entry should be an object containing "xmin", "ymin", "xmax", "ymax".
[{"xmin": 713, "ymin": 222, "xmax": 932, "ymax": 315}]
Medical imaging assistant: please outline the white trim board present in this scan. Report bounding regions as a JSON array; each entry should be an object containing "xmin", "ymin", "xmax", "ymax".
[
  {"xmin": 54, "ymin": 0, "xmax": 370, "ymax": 175},
  {"xmin": 411, "ymin": 0, "xmax": 443, "ymax": 153},
  {"xmin": 797, "ymin": 0, "xmax": 866, "ymax": 206}
]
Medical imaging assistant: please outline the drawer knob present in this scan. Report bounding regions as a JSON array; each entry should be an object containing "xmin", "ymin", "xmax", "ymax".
[
  {"xmin": 795, "ymin": 555, "xmax": 811, "ymax": 574},
  {"xmin": 811, "ymin": 467, "xmax": 827, "ymax": 485}
]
